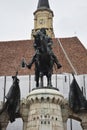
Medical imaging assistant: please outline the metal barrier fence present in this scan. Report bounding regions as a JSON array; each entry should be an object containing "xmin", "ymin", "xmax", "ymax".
[{"xmin": 0, "ymin": 74, "xmax": 87, "ymax": 102}]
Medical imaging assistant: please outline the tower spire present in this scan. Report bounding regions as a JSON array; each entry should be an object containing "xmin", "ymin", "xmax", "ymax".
[
  {"xmin": 37, "ymin": 0, "xmax": 50, "ymax": 9},
  {"xmin": 31, "ymin": 0, "xmax": 55, "ymax": 39}
]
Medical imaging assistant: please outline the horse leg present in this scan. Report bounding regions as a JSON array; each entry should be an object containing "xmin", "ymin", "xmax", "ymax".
[
  {"xmin": 35, "ymin": 70, "xmax": 39, "ymax": 87},
  {"xmin": 36, "ymin": 78, "xmax": 39, "ymax": 88},
  {"xmin": 47, "ymin": 72, "xmax": 52, "ymax": 87},
  {"xmin": 40, "ymin": 72, "xmax": 43, "ymax": 87}
]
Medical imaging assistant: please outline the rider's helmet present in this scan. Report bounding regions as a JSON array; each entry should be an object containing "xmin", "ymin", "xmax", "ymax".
[{"xmin": 40, "ymin": 28, "xmax": 46, "ymax": 35}]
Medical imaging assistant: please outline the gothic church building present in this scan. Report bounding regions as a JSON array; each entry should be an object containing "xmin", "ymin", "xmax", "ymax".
[{"xmin": 0, "ymin": 0, "xmax": 86, "ymax": 76}]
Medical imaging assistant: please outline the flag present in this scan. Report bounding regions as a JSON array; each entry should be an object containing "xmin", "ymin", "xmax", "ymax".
[{"xmin": 69, "ymin": 76, "xmax": 87, "ymax": 112}]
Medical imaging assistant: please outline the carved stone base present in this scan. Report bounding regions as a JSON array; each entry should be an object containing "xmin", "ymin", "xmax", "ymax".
[{"xmin": 26, "ymin": 87, "xmax": 64, "ymax": 130}]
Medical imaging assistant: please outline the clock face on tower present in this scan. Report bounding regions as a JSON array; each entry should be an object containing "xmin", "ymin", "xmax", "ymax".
[{"xmin": 39, "ymin": 19, "xmax": 45, "ymax": 25}]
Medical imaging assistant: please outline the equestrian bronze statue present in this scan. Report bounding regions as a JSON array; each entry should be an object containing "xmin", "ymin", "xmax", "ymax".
[{"xmin": 27, "ymin": 28, "xmax": 62, "ymax": 87}]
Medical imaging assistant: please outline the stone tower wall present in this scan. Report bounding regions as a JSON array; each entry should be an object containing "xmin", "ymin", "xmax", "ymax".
[
  {"xmin": 26, "ymin": 88, "xmax": 64, "ymax": 130},
  {"xmin": 31, "ymin": 9, "xmax": 55, "ymax": 38}
]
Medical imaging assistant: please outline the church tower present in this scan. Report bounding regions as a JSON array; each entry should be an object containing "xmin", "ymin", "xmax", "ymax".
[{"xmin": 31, "ymin": 0, "xmax": 55, "ymax": 38}]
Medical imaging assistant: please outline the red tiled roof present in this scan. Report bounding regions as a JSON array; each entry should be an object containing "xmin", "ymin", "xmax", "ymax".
[{"xmin": 0, "ymin": 37, "xmax": 87, "ymax": 76}]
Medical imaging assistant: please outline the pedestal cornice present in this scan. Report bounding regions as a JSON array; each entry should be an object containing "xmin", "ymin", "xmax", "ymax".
[{"xmin": 27, "ymin": 87, "xmax": 64, "ymax": 105}]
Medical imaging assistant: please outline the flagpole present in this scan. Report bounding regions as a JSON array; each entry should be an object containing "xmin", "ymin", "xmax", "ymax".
[
  {"xmin": 70, "ymin": 119, "xmax": 72, "ymax": 130},
  {"xmin": 69, "ymin": 74, "xmax": 73, "ymax": 130},
  {"xmin": 3, "ymin": 76, "xmax": 6, "ymax": 104}
]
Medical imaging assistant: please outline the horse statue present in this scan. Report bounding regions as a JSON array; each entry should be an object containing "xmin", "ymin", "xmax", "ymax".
[
  {"xmin": 27, "ymin": 28, "xmax": 62, "ymax": 87},
  {"xmin": 0, "ymin": 72, "xmax": 20, "ymax": 122}
]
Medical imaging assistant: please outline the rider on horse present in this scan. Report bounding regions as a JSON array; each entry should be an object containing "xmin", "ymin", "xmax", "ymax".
[{"xmin": 27, "ymin": 28, "xmax": 62, "ymax": 69}]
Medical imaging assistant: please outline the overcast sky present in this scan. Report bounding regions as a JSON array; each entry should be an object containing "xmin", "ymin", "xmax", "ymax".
[{"xmin": 0, "ymin": 0, "xmax": 87, "ymax": 48}]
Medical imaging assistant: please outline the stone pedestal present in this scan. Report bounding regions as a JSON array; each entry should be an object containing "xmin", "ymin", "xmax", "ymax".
[
  {"xmin": 81, "ymin": 122, "xmax": 87, "ymax": 130},
  {"xmin": 81, "ymin": 115, "xmax": 87, "ymax": 130},
  {"xmin": 20, "ymin": 98, "xmax": 29, "ymax": 130},
  {"xmin": 0, "ymin": 113, "xmax": 8, "ymax": 130},
  {"xmin": 26, "ymin": 87, "xmax": 64, "ymax": 130},
  {"xmin": 0, "ymin": 102, "xmax": 9, "ymax": 130}
]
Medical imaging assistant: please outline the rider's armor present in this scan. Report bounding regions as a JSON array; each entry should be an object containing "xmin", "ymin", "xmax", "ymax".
[{"xmin": 27, "ymin": 28, "xmax": 62, "ymax": 69}]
